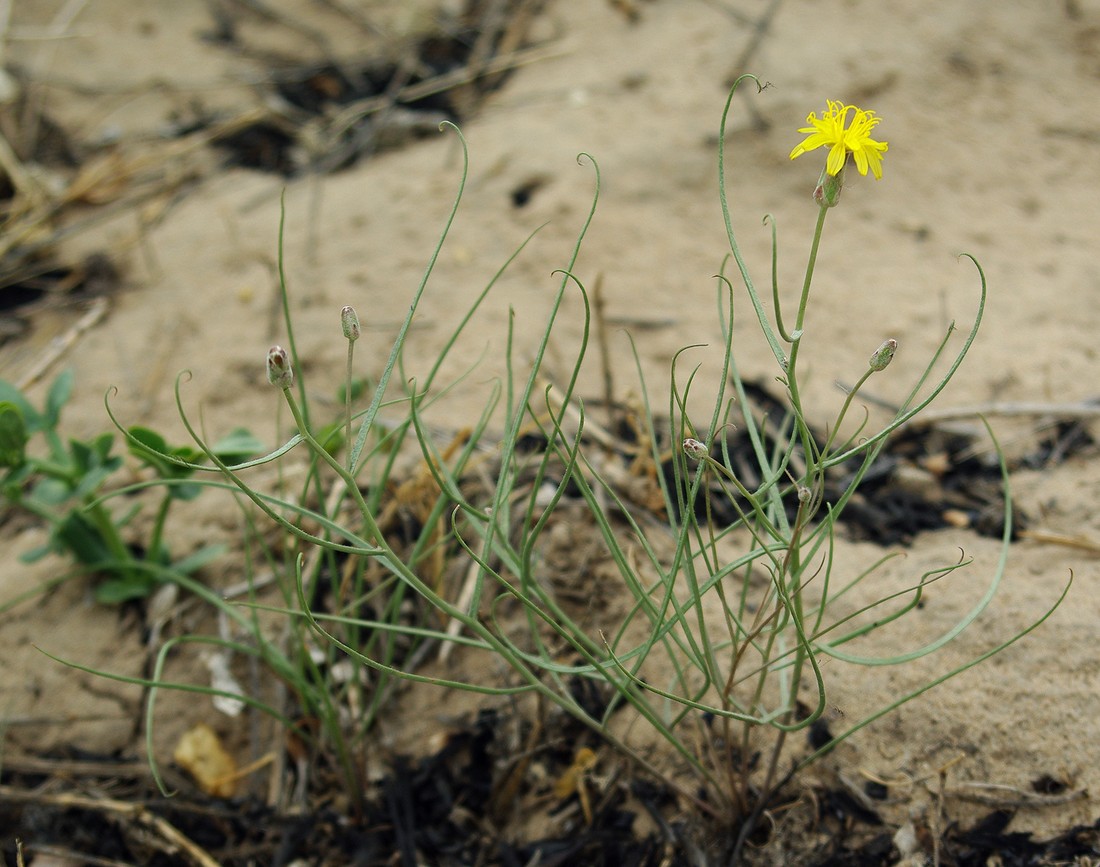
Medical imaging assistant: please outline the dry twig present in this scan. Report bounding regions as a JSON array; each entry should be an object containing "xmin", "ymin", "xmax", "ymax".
[
  {"xmin": 942, "ymin": 780, "xmax": 1088, "ymax": 808},
  {"xmin": 0, "ymin": 785, "xmax": 220, "ymax": 867}
]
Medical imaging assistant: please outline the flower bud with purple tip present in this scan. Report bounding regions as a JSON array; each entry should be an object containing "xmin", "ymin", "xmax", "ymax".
[
  {"xmin": 266, "ymin": 345, "xmax": 294, "ymax": 390},
  {"xmin": 683, "ymin": 438, "xmax": 709, "ymax": 461}
]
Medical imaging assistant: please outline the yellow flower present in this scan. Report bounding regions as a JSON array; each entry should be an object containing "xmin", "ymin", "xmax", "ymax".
[{"xmin": 789, "ymin": 100, "xmax": 888, "ymax": 179}]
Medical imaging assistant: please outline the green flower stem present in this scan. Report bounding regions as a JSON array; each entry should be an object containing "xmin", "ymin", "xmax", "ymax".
[
  {"xmin": 694, "ymin": 452, "xmax": 784, "ymax": 548},
  {"xmin": 344, "ymin": 338, "xmax": 355, "ymax": 473},
  {"xmin": 780, "ymin": 210, "xmax": 830, "ymax": 762},
  {"xmin": 821, "ymin": 365, "xmax": 876, "ymax": 459},
  {"xmin": 280, "ymin": 387, "xmax": 382, "ymax": 544},
  {"xmin": 275, "ymin": 194, "xmax": 310, "ymax": 431},
  {"xmin": 784, "ymin": 203, "xmax": 828, "ymax": 425}
]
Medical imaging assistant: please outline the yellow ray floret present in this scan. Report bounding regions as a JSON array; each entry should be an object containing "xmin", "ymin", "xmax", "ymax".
[{"xmin": 789, "ymin": 100, "xmax": 888, "ymax": 179}]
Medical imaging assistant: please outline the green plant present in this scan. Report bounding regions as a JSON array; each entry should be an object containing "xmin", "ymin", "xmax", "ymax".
[
  {"xmin": 51, "ymin": 190, "xmax": 516, "ymax": 811},
  {"xmin": 0, "ymin": 370, "xmax": 258, "ymax": 602},
  {"xmin": 56, "ymin": 77, "xmax": 1068, "ymax": 857}
]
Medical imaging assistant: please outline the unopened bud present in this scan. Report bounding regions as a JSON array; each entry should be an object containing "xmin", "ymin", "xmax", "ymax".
[
  {"xmin": 683, "ymin": 438, "xmax": 709, "ymax": 461},
  {"xmin": 813, "ymin": 165, "xmax": 844, "ymax": 208},
  {"xmin": 266, "ymin": 345, "xmax": 294, "ymax": 389},
  {"xmin": 340, "ymin": 305, "xmax": 360, "ymax": 341},
  {"xmin": 869, "ymin": 338, "xmax": 898, "ymax": 372}
]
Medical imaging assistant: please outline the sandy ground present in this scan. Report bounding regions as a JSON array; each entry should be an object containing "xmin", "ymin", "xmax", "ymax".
[{"xmin": 2, "ymin": 0, "xmax": 1099, "ymax": 858}]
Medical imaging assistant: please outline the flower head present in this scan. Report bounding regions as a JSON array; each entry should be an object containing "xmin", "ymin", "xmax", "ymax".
[{"xmin": 789, "ymin": 100, "xmax": 888, "ymax": 179}]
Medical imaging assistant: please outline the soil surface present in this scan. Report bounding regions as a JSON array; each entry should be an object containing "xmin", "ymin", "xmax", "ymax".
[{"xmin": 1, "ymin": 1, "xmax": 1099, "ymax": 865}]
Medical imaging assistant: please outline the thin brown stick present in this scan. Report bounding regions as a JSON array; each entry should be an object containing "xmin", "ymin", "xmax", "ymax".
[
  {"xmin": 0, "ymin": 786, "xmax": 221, "ymax": 867},
  {"xmin": 20, "ymin": 843, "xmax": 136, "ymax": 867},
  {"xmin": 439, "ymin": 557, "xmax": 481, "ymax": 664},
  {"xmin": 0, "ymin": 127, "xmax": 48, "ymax": 210},
  {"xmin": 0, "ymin": 754, "xmax": 153, "ymax": 780},
  {"xmin": 15, "ymin": 296, "xmax": 108, "ymax": 390},
  {"xmin": 1018, "ymin": 528, "xmax": 1100, "ymax": 553},
  {"xmin": 942, "ymin": 781, "xmax": 1088, "ymax": 807}
]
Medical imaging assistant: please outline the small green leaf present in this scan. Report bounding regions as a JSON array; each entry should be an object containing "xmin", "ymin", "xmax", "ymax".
[
  {"xmin": 68, "ymin": 438, "xmax": 93, "ymax": 475},
  {"xmin": 54, "ymin": 510, "xmax": 113, "ymax": 566},
  {"xmin": 30, "ymin": 477, "xmax": 73, "ymax": 506},
  {"xmin": 72, "ymin": 461, "xmax": 120, "ymax": 501},
  {"xmin": 173, "ymin": 544, "xmax": 226, "ymax": 574},
  {"xmin": 67, "ymin": 434, "xmax": 116, "ymax": 484},
  {"xmin": 0, "ymin": 379, "xmax": 42, "ymax": 432},
  {"xmin": 211, "ymin": 427, "xmax": 264, "ymax": 462},
  {"xmin": 128, "ymin": 426, "xmax": 176, "ymax": 474},
  {"xmin": 338, "ymin": 377, "xmax": 369, "ymax": 404},
  {"xmin": 170, "ymin": 481, "xmax": 203, "ymax": 501},
  {"xmin": 19, "ymin": 543, "xmax": 51, "ymax": 563},
  {"xmin": 90, "ymin": 432, "xmax": 115, "ymax": 463},
  {"xmin": 0, "ymin": 401, "xmax": 28, "ymax": 468},
  {"xmin": 128, "ymin": 427, "xmax": 202, "ymax": 500},
  {"xmin": 95, "ymin": 577, "xmax": 153, "ymax": 604},
  {"xmin": 314, "ymin": 421, "xmax": 345, "ymax": 457},
  {"xmin": 44, "ymin": 369, "xmax": 74, "ymax": 428},
  {"xmin": 128, "ymin": 426, "xmax": 168, "ymax": 453}
]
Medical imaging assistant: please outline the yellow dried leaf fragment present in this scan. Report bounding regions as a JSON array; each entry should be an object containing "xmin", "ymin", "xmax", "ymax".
[
  {"xmin": 553, "ymin": 746, "xmax": 597, "ymax": 796},
  {"xmin": 552, "ymin": 746, "xmax": 599, "ymax": 825},
  {"xmin": 173, "ymin": 722, "xmax": 238, "ymax": 798}
]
